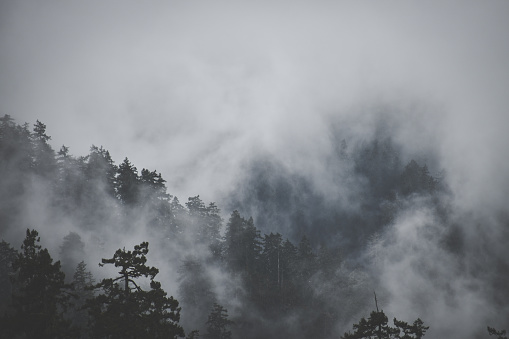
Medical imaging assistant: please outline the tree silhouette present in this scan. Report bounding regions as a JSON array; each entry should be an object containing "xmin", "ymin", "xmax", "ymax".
[
  {"xmin": 205, "ymin": 303, "xmax": 234, "ymax": 339},
  {"xmin": 341, "ymin": 308, "xmax": 428, "ymax": 339},
  {"xmin": 0, "ymin": 229, "xmax": 74, "ymax": 338},
  {"xmin": 488, "ymin": 326, "xmax": 508, "ymax": 339},
  {"xmin": 87, "ymin": 242, "xmax": 184, "ymax": 338}
]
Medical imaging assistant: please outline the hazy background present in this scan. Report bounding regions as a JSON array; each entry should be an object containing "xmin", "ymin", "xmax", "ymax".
[
  {"xmin": 1, "ymin": 1, "xmax": 509, "ymax": 338},
  {"xmin": 2, "ymin": 1, "xmax": 508, "ymax": 205}
]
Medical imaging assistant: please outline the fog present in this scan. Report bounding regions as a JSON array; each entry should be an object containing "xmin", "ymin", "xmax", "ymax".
[{"xmin": 1, "ymin": 1, "xmax": 509, "ymax": 337}]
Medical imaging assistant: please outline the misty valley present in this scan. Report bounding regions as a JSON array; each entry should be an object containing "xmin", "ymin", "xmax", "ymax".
[{"xmin": 0, "ymin": 115, "xmax": 507, "ymax": 339}]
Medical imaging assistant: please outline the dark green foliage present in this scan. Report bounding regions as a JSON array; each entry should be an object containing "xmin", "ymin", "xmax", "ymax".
[
  {"xmin": 354, "ymin": 138, "xmax": 401, "ymax": 200},
  {"xmin": 0, "ymin": 240, "xmax": 17, "ymax": 312},
  {"xmin": 261, "ymin": 233, "xmax": 283, "ymax": 286},
  {"xmin": 140, "ymin": 168, "xmax": 170, "ymax": 208},
  {"xmin": 178, "ymin": 257, "xmax": 216, "ymax": 322},
  {"xmin": 76, "ymin": 145, "xmax": 118, "ymax": 229},
  {"xmin": 171, "ymin": 196, "xmax": 187, "ymax": 227},
  {"xmin": 259, "ymin": 232, "xmax": 283, "ymax": 310},
  {"xmin": 186, "ymin": 195, "xmax": 208, "ymax": 217},
  {"xmin": 317, "ymin": 244, "xmax": 342, "ymax": 279},
  {"xmin": 140, "ymin": 168, "xmax": 169, "ymax": 202},
  {"xmin": 393, "ymin": 318, "xmax": 429, "ymax": 339},
  {"xmin": 73, "ymin": 261, "xmax": 95, "ymax": 299},
  {"xmin": 0, "ymin": 229, "xmax": 74, "ymax": 338},
  {"xmin": 279, "ymin": 238, "xmax": 299, "ymax": 309},
  {"xmin": 30, "ymin": 120, "xmax": 57, "ymax": 177},
  {"xmin": 59, "ymin": 231, "xmax": 86, "ymax": 280},
  {"xmin": 177, "ymin": 257, "xmax": 216, "ymax": 333},
  {"xmin": 0, "ymin": 116, "xmax": 455, "ymax": 338},
  {"xmin": 205, "ymin": 303, "xmax": 234, "ymax": 339},
  {"xmin": 0, "ymin": 115, "xmax": 32, "ymax": 173},
  {"xmin": 223, "ymin": 210, "xmax": 262, "ymax": 273},
  {"xmin": 186, "ymin": 196, "xmax": 223, "ymax": 257},
  {"xmin": 400, "ymin": 160, "xmax": 437, "ymax": 196},
  {"xmin": 139, "ymin": 168, "xmax": 178, "ymax": 232},
  {"xmin": 87, "ymin": 242, "xmax": 184, "ymax": 339},
  {"xmin": 297, "ymin": 235, "xmax": 318, "ymax": 284},
  {"xmin": 55, "ymin": 145, "xmax": 82, "ymax": 208},
  {"xmin": 205, "ymin": 202, "xmax": 223, "ymax": 259},
  {"xmin": 85, "ymin": 145, "xmax": 117, "ymax": 196},
  {"xmin": 0, "ymin": 116, "xmax": 34, "ymax": 233},
  {"xmin": 488, "ymin": 326, "xmax": 508, "ymax": 339},
  {"xmin": 341, "ymin": 309, "xmax": 428, "ymax": 339},
  {"xmin": 69, "ymin": 261, "xmax": 95, "ymax": 338},
  {"xmin": 225, "ymin": 156, "xmax": 325, "ymax": 245},
  {"xmin": 115, "ymin": 157, "xmax": 140, "ymax": 205},
  {"xmin": 187, "ymin": 329, "xmax": 201, "ymax": 338}
]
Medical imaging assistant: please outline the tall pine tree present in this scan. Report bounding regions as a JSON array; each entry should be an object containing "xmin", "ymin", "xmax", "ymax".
[
  {"xmin": 0, "ymin": 229, "xmax": 74, "ymax": 338},
  {"xmin": 86, "ymin": 242, "xmax": 184, "ymax": 339}
]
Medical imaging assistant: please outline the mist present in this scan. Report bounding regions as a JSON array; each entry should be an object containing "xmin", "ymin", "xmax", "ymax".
[{"xmin": 1, "ymin": 1, "xmax": 509, "ymax": 338}]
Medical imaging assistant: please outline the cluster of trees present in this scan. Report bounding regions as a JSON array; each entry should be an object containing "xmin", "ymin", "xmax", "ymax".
[
  {"xmin": 228, "ymin": 137, "xmax": 441, "ymax": 253},
  {"xmin": 0, "ymin": 229, "xmax": 236, "ymax": 338},
  {"xmin": 1, "ymin": 116, "xmax": 505, "ymax": 338},
  {"xmin": 2, "ymin": 228, "xmax": 503, "ymax": 338}
]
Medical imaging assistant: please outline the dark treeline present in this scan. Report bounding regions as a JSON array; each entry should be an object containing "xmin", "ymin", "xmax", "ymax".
[
  {"xmin": 0, "ymin": 115, "xmax": 505, "ymax": 338},
  {"xmin": 226, "ymin": 137, "xmax": 442, "ymax": 253}
]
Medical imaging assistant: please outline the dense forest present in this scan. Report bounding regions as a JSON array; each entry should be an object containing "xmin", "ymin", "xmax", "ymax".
[{"xmin": 0, "ymin": 115, "xmax": 507, "ymax": 338}]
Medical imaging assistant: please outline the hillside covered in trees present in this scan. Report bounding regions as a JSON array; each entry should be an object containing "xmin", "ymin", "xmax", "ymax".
[{"xmin": 0, "ymin": 115, "xmax": 508, "ymax": 338}]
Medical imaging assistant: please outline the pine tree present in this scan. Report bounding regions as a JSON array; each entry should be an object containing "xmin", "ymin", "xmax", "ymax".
[
  {"xmin": 139, "ymin": 168, "xmax": 176, "ymax": 232},
  {"xmin": 177, "ymin": 257, "xmax": 215, "ymax": 317},
  {"xmin": 0, "ymin": 117, "xmax": 34, "ymax": 234},
  {"xmin": 0, "ymin": 240, "xmax": 17, "ymax": 313},
  {"xmin": 341, "ymin": 308, "xmax": 428, "ymax": 339},
  {"xmin": 115, "ymin": 157, "xmax": 140, "ymax": 206},
  {"xmin": 80, "ymin": 145, "xmax": 117, "ymax": 229},
  {"xmin": 187, "ymin": 329, "xmax": 200, "ymax": 339},
  {"xmin": 186, "ymin": 196, "xmax": 223, "ymax": 256},
  {"xmin": 86, "ymin": 145, "xmax": 117, "ymax": 197},
  {"xmin": 59, "ymin": 232, "xmax": 86, "ymax": 280},
  {"xmin": 30, "ymin": 120, "xmax": 56, "ymax": 177},
  {"xmin": 205, "ymin": 303, "xmax": 234, "ymax": 339},
  {"xmin": 297, "ymin": 235, "xmax": 316, "ymax": 284},
  {"xmin": 177, "ymin": 257, "xmax": 216, "ymax": 333},
  {"xmin": 0, "ymin": 229, "xmax": 74, "ymax": 338},
  {"xmin": 280, "ymin": 238, "xmax": 299, "ymax": 310},
  {"xmin": 86, "ymin": 242, "xmax": 184, "ymax": 338},
  {"xmin": 400, "ymin": 160, "xmax": 437, "ymax": 196},
  {"xmin": 259, "ymin": 232, "xmax": 283, "ymax": 311},
  {"xmin": 223, "ymin": 211, "xmax": 262, "ymax": 273},
  {"xmin": 70, "ymin": 261, "xmax": 95, "ymax": 338},
  {"xmin": 55, "ymin": 145, "xmax": 86, "ymax": 212}
]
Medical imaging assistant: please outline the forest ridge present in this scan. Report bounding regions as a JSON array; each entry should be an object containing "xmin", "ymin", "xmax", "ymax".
[{"xmin": 0, "ymin": 115, "xmax": 507, "ymax": 338}]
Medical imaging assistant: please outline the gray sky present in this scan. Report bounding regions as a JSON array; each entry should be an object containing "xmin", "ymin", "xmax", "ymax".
[{"xmin": 2, "ymin": 1, "xmax": 508, "ymax": 205}]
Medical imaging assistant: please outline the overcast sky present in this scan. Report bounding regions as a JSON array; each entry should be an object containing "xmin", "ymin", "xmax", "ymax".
[{"xmin": 2, "ymin": 1, "xmax": 509, "ymax": 207}]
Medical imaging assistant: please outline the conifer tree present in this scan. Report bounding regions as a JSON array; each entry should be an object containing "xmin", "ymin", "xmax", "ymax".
[
  {"xmin": 0, "ymin": 240, "xmax": 17, "ymax": 312},
  {"xmin": 341, "ymin": 308, "xmax": 428, "ymax": 339},
  {"xmin": 0, "ymin": 229, "xmax": 74, "ymax": 338},
  {"xmin": 87, "ymin": 242, "xmax": 184, "ymax": 338},
  {"xmin": 223, "ymin": 211, "xmax": 262, "ymax": 273},
  {"xmin": 60, "ymin": 232, "xmax": 86, "ymax": 280},
  {"xmin": 205, "ymin": 303, "xmax": 234, "ymax": 339},
  {"xmin": 177, "ymin": 257, "xmax": 216, "ymax": 324},
  {"xmin": 186, "ymin": 196, "xmax": 223, "ymax": 256},
  {"xmin": 115, "ymin": 157, "xmax": 140, "ymax": 206},
  {"xmin": 30, "ymin": 120, "xmax": 57, "ymax": 177},
  {"xmin": 86, "ymin": 145, "xmax": 117, "ymax": 197},
  {"xmin": 488, "ymin": 326, "xmax": 508, "ymax": 339},
  {"xmin": 70, "ymin": 261, "xmax": 95, "ymax": 338}
]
